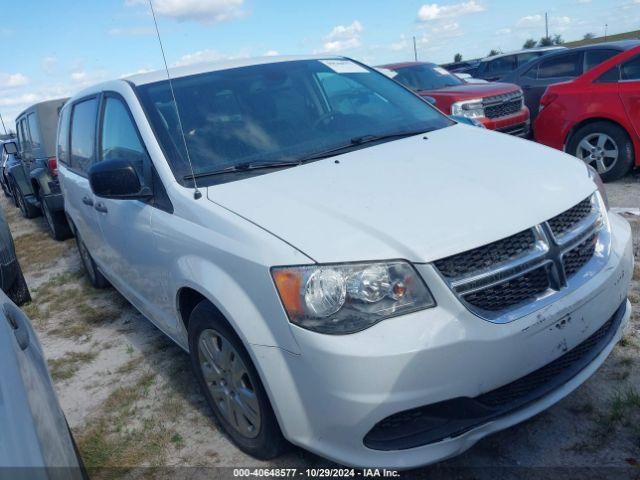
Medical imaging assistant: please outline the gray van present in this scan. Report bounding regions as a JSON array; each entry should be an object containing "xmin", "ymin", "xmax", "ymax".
[{"xmin": 3, "ymin": 99, "xmax": 72, "ymax": 240}]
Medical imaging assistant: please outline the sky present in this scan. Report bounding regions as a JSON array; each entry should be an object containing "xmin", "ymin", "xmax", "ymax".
[{"xmin": 0, "ymin": 0, "xmax": 639, "ymax": 130}]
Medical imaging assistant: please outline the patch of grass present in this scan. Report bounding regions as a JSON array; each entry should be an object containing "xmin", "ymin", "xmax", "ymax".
[
  {"xmin": 633, "ymin": 263, "xmax": 640, "ymax": 281},
  {"xmin": 77, "ymin": 372, "xmax": 176, "ymax": 474},
  {"xmin": 49, "ymin": 350, "xmax": 98, "ymax": 381},
  {"xmin": 170, "ymin": 433, "xmax": 184, "ymax": 448},
  {"xmin": 126, "ymin": 344, "xmax": 134, "ymax": 356},
  {"xmin": 13, "ymin": 230, "xmax": 69, "ymax": 271},
  {"xmin": 608, "ymin": 388, "xmax": 640, "ymax": 425},
  {"xmin": 629, "ymin": 290, "xmax": 640, "ymax": 305}
]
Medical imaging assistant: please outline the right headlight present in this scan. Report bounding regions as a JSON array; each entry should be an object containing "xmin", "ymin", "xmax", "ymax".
[
  {"xmin": 587, "ymin": 164, "xmax": 609, "ymax": 210},
  {"xmin": 271, "ymin": 260, "xmax": 435, "ymax": 334},
  {"xmin": 450, "ymin": 98, "xmax": 484, "ymax": 119}
]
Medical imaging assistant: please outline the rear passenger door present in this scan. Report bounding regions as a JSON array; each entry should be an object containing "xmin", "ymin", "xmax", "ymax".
[
  {"xmin": 618, "ymin": 54, "xmax": 640, "ymax": 137},
  {"xmin": 60, "ymin": 97, "xmax": 104, "ymax": 256}
]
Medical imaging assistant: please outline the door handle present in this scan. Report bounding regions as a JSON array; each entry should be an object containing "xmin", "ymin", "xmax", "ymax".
[
  {"xmin": 82, "ymin": 196, "xmax": 94, "ymax": 207},
  {"xmin": 94, "ymin": 202, "xmax": 108, "ymax": 213}
]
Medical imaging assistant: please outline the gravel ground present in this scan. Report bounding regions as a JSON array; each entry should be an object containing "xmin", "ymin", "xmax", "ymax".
[{"xmin": 2, "ymin": 169, "xmax": 639, "ymax": 480}]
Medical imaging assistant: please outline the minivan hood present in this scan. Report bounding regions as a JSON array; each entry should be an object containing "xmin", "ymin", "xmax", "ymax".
[{"xmin": 207, "ymin": 125, "xmax": 595, "ymax": 264}]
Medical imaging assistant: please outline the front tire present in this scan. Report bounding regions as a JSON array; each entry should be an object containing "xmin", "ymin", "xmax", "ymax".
[
  {"xmin": 567, "ymin": 121, "xmax": 634, "ymax": 182},
  {"xmin": 75, "ymin": 232, "xmax": 109, "ymax": 289},
  {"xmin": 188, "ymin": 300, "xmax": 287, "ymax": 460},
  {"xmin": 13, "ymin": 181, "xmax": 40, "ymax": 218},
  {"xmin": 6, "ymin": 264, "xmax": 31, "ymax": 306}
]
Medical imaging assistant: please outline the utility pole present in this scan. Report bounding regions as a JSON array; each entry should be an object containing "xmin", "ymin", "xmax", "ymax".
[
  {"xmin": 0, "ymin": 112, "xmax": 7, "ymax": 136},
  {"xmin": 413, "ymin": 36, "xmax": 418, "ymax": 62},
  {"xmin": 545, "ymin": 12, "xmax": 549, "ymax": 39},
  {"xmin": 604, "ymin": 24, "xmax": 608, "ymax": 40}
]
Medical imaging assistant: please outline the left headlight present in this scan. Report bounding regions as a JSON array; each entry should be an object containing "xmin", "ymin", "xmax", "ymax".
[
  {"xmin": 587, "ymin": 164, "xmax": 609, "ymax": 210},
  {"xmin": 272, "ymin": 261, "xmax": 436, "ymax": 334},
  {"xmin": 450, "ymin": 98, "xmax": 484, "ymax": 119}
]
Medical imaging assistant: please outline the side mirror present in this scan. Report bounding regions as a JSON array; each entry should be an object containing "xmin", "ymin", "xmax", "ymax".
[
  {"xmin": 3, "ymin": 142, "xmax": 18, "ymax": 156},
  {"xmin": 88, "ymin": 159, "xmax": 152, "ymax": 199}
]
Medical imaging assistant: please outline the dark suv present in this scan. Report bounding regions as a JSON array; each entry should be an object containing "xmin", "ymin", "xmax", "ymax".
[
  {"xmin": 0, "ymin": 206, "xmax": 30, "ymax": 305},
  {"xmin": 4, "ymin": 98, "xmax": 72, "ymax": 240}
]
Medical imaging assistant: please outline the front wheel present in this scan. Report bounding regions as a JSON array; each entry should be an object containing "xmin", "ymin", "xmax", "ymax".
[
  {"xmin": 567, "ymin": 121, "xmax": 634, "ymax": 182},
  {"xmin": 188, "ymin": 300, "xmax": 287, "ymax": 460},
  {"xmin": 5, "ymin": 264, "xmax": 31, "ymax": 306}
]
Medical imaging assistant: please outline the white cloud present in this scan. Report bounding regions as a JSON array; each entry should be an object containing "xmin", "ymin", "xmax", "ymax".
[
  {"xmin": 0, "ymin": 73, "xmax": 29, "ymax": 88},
  {"xmin": 517, "ymin": 14, "xmax": 571, "ymax": 28},
  {"xmin": 264, "ymin": 50, "xmax": 279, "ymax": 57},
  {"xmin": 71, "ymin": 71, "xmax": 88, "ymax": 82},
  {"xmin": 417, "ymin": 0, "xmax": 484, "ymax": 22},
  {"xmin": 390, "ymin": 35, "xmax": 410, "ymax": 52},
  {"xmin": 495, "ymin": 27, "xmax": 511, "ymax": 35},
  {"xmin": 126, "ymin": 0, "xmax": 245, "ymax": 24},
  {"xmin": 322, "ymin": 20, "xmax": 364, "ymax": 53},
  {"xmin": 173, "ymin": 48, "xmax": 250, "ymax": 67},
  {"xmin": 108, "ymin": 26, "xmax": 154, "ymax": 36},
  {"xmin": 576, "ymin": 0, "xmax": 591, "ymax": 3}
]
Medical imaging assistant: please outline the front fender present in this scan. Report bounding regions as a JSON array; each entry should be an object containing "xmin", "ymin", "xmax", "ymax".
[{"xmin": 168, "ymin": 256, "xmax": 301, "ymax": 355}]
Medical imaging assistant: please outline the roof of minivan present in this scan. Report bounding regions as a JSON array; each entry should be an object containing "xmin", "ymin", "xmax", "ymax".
[
  {"xmin": 479, "ymin": 46, "xmax": 565, "ymax": 62},
  {"xmin": 124, "ymin": 54, "xmax": 348, "ymax": 86}
]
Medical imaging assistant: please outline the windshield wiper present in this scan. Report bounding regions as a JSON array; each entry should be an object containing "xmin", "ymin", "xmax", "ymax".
[
  {"xmin": 300, "ymin": 129, "xmax": 431, "ymax": 162},
  {"xmin": 183, "ymin": 160, "xmax": 302, "ymax": 181}
]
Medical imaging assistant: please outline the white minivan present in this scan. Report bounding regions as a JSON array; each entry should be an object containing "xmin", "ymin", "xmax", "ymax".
[{"xmin": 58, "ymin": 56, "xmax": 633, "ymax": 469}]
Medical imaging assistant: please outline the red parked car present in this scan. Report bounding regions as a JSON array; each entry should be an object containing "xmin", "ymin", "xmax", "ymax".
[
  {"xmin": 379, "ymin": 62, "xmax": 530, "ymax": 136},
  {"xmin": 535, "ymin": 46, "xmax": 640, "ymax": 182}
]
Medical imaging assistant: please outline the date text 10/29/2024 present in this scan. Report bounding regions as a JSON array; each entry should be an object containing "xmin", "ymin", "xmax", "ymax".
[{"xmin": 233, "ymin": 469, "xmax": 401, "ymax": 478}]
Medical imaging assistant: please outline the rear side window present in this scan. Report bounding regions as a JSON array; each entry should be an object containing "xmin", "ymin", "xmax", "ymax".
[
  {"xmin": 27, "ymin": 114, "xmax": 41, "ymax": 149},
  {"xmin": 538, "ymin": 52, "xmax": 581, "ymax": 79},
  {"xmin": 70, "ymin": 98, "xmax": 98, "ymax": 174},
  {"xmin": 585, "ymin": 49, "xmax": 619, "ymax": 72},
  {"xmin": 57, "ymin": 106, "xmax": 71, "ymax": 165},
  {"xmin": 621, "ymin": 55, "xmax": 640, "ymax": 81},
  {"xmin": 100, "ymin": 97, "xmax": 149, "ymax": 177},
  {"xmin": 516, "ymin": 52, "xmax": 539, "ymax": 66},
  {"xmin": 487, "ymin": 56, "xmax": 516, "ymax": 75},
  {"xmin": 18, "ymin": 118, "xmax": 29, "ymax": 150}
]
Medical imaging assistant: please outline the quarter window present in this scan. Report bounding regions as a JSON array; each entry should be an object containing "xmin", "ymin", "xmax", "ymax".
[
  {"xmin": 538, "ymin": 53, "xmax": 582, "ymax": 79},
  {"xmin": 487, "ymin": 56, "xmax": 516, "ymax": 76},
  {"xmin": 27, "ymin": 113, "xmax": 41, "ymax": 149},
  {"xmin": 621, "ymin": 55, "xmax": 640, "ymax": 81},
  {"xmin": 100, "ymin": 97, "xmax": 149, "ymax": 177},
  {"xmin": 584, "ymin": 49, "xmax": 619, "ymax": 72},
  {"xmin": 70, "ymin": 98, "xmax": 98, "ymax": 173}
]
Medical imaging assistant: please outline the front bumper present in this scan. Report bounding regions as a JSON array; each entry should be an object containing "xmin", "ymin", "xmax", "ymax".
[
  {"xmin": 253, "ymin": 213, "xmax": 633, "ymax": 469},
  {"xmin": 477, "ymin": 107, "xmax": 530, "ymax": 134}
]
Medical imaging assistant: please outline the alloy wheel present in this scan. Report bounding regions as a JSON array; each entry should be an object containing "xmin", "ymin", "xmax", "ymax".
[
  {"xmin": 575, "ymin": 133, "xmax": 619, "ymax": 175},
  {"xmin": 198, "ymin": 329, "xmax": 261, "ymax": 439}
]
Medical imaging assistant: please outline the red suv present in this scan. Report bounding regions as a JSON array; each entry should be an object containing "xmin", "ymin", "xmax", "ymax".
[
  {"xmin": 535, "ymin": 46, "xmax": 640, "ymax": 182},
  {"xmin": 379, "ymin": 62, "xmax": 530, "ymax": 136}
]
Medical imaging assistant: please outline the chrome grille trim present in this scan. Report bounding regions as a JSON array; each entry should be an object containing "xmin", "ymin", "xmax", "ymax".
[{"xmin": 433, "ymin": 193, "xmax": 610, "ymax": 323}]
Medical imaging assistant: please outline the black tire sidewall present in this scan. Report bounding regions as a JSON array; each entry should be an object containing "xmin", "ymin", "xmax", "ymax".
[
  {"xmin": 567, "ymin": 122, "xmax": 634, "ymax": 182},
  {"xmin": 187, "ymin": 301, "xmax": 286, "ymax": 460},
  {"xmin": 74, "ymin": 232, "xmax": 108, "ymax": 289}
]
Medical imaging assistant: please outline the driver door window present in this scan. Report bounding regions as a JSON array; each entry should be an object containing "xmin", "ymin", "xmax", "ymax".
[{"xmin": 100, "ymin": 96, "xmax": 150, "ymax": 181}]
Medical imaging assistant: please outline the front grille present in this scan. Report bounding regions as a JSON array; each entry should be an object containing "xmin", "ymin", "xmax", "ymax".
[
  {"xmin": 434, "ymin": 229, "xmax": 535, "ymax": 279},
  {"xmin": 433, "ymin": 194, "xmax": 606, "ymax": 321},
  {"xmin": 484, "ymin": 99, "xmax": 522, "ymax": 119},
  {"xmin": 463, "ymin": 266, "xmax": 550, "ymax": 311},
  {"xmin": 364, "ymin": 301, "xmax": 626, "ymax": 451},
  {"xmin": 563, "ymin": 234, "xmax": 597, "ymax": 278},
  {"xmin": 549, "ymin": 197, "xmax": 593, "ymax": 238}
]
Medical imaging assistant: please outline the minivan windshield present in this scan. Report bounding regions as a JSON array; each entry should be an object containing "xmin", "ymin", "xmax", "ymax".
[
  {"xmin": 391, "ymin": 63, "xmax": 464, "ymax": 92},
  {"xmin": 136, "ymin": 59, "xmax": 453, "ymax": 185}
]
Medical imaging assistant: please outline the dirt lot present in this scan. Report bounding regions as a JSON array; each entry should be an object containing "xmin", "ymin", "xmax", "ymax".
[{"xmin": 2, "ymin": 171, "xmax": 639, "ymax": 479}]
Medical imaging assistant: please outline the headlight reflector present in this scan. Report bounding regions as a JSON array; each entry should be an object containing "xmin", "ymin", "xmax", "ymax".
[
  {"xmin": 451, "ymin": 99, "xmax": 484, "ymax": 119},
  {"xmin": 272, "ymin": 261, "xmax": 435, "ymax": 334}
]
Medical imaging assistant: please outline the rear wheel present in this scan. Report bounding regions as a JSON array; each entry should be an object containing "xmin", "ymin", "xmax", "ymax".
[
  {"xmin": 42, "ymin": 198, "xmax": 72, "ymax": 241},
  {"xmin": 567, "ymin": 121, "xmax": 634, "ymax": 182},
  {"xmin": 75, "ymin": 232, "xmax": 109, "ymax": 289},
  {"xmin": 188, "ymin": 300, "xmax": 287, "ymax": 460}
]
